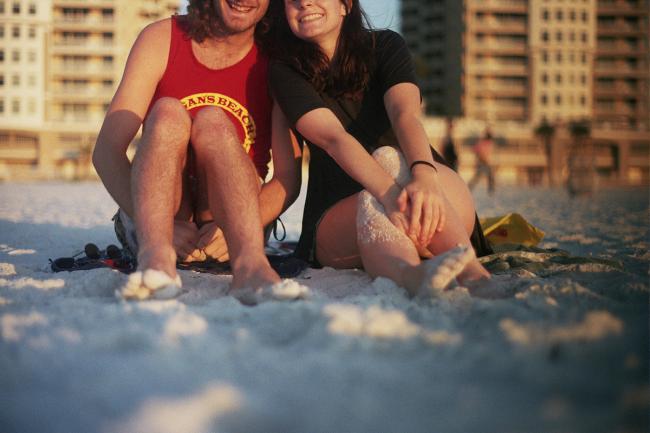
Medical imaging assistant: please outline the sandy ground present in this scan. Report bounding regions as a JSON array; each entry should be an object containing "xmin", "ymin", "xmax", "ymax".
[{"xmin": 0, "ymin": 182, "xmax": 648, "ymax": 433}]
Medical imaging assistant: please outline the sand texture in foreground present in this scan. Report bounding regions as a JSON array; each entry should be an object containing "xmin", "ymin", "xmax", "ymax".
[{"xmin": 0, "ymin": 183, "xmax": 648, "ymax": 433}]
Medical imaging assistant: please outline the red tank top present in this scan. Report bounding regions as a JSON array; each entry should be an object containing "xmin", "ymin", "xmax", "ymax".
[{"xmin": 148, "ymin": 16, "xmax": 272, "ymax": 178}]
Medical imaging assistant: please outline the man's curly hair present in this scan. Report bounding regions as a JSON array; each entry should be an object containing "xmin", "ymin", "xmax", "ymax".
[{"xmin": 179, "ymin": 0, "xmax": 272, "ymax": 47}]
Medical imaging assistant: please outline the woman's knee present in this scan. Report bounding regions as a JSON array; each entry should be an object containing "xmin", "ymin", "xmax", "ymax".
[
  {"xmin": 372, "ymin": 146, "xmax": 409, "ymax": 185},
  {"xmin": 190, "ymin": 107, "xmax": 239, "ymax": 151}
]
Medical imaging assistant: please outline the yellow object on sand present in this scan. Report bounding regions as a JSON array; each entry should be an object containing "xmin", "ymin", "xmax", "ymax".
[{"xmin": 480, "ymin": 213, "xmax": 545, "ymax": 247}]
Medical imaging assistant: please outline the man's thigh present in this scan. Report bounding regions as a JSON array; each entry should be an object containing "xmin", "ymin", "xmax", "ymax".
[{"xmin": 315, "ymin": 193, "xmax": 363, "ymax": 269}]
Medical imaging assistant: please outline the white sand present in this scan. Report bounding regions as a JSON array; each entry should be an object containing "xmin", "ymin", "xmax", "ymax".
[{"xmin": 0, "ymin": 182, "xmax": 648, "ymax": 433}]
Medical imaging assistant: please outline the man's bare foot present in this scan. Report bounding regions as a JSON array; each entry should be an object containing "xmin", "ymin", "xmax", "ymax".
[
  {"xmin": 118, "ymin": 269, "xmax": 183, "ymax": 301},
  {"xmin": 230, "ymin": 279, "xmax": 311, "ymax": 306},
  {"xmin": 117, "ymin": 245, "xmax": 181, "ymax": 301},
  {"xmin": 413, "ymin": 245, "xmax": 475, "ymax": 298},
  {"xmin": 137, "ymin": 245, "xmax": 177, "ymax": 279}
]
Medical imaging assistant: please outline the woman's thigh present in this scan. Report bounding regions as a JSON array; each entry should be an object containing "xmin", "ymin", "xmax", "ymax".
[{"xmin": 315, "ymin": 193, "xmax": 363, "ymax": 269}]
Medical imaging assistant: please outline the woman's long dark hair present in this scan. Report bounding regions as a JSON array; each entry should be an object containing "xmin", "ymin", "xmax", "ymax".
[
  {"xmin": 179, "ymin": 0, "xmax": 272, "ymax": 44},
  {"xmin": 267, "ymin": 0, "xmax": 375, "ymax": 99}
]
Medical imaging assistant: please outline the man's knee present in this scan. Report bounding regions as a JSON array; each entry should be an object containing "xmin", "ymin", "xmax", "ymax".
[
  {"xmin": 191, "ymin": 107, "xmax": 239, "ymax": 151},
  {"xmin": 143, "ymin": 97, "xmax": 191, "ymax": 147},
  {"xmin": 372, "ymin": 146, "xmax": 408, "ymax": 184}
]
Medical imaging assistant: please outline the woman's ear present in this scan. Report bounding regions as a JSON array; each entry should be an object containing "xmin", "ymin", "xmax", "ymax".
[{"xmin": 340, "ymin": 0, "xmax": 352, "ymax": 16}]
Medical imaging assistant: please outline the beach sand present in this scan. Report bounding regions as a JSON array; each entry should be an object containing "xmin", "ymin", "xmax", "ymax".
[{"xmin": 0, "ymin": 182, "xmax": 648, "ymax": 433}]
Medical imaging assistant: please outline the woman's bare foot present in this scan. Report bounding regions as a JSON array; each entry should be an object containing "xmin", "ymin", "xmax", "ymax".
[{"xmin": 409, "ymin": 245, "xmax": 476, "ymax": 298}]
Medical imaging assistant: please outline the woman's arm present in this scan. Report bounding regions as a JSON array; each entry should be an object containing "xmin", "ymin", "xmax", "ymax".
[
  {"xmin": 294, "ymin": 108, "xmax": 410, "ymax": 234},
  {"xmin": 384, "ymin": 82, "xmax": 446, "ymax": 245},
  {"xmin": 258, "ymin": 102, "xmax": 303, "ymax": 226}
]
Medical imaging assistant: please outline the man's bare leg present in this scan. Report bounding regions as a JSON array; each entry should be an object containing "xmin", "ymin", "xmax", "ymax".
[
  {"xmin": 131, "ymin": 98, "xmax": 191, "ymax": 279},
  {"xmin": 190, "ymin": 107, "xmax": 280, "ymax": 290}
]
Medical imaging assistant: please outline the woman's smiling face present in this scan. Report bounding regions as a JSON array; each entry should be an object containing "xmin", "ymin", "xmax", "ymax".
[{"xmin": 284, "ymin": 0, "xmax": 348, "ymax": 48}]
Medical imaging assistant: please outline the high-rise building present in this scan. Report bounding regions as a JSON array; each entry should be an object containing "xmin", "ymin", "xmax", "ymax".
[
  {"xmin": 594, "ymin": 0, "xmax": 649, "ymax": 131},
  {"xmin": 401, "ymin": 0, "xmax": 649, "ymax": 130},
  {"xmin": 0, "ymin": 0, "xmax": 179, "ymax": 179}
]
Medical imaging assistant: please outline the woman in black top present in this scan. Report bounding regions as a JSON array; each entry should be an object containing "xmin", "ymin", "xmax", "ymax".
[{"xmin": 268, "ymin": 0, "xmax": 493, "ymax": 297}]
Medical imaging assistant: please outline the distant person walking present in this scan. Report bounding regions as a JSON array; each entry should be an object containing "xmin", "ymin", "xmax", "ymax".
[
  {"xmin": 441, "ymin": 118, "xmax": 458, "ymax": 172},
  {"xmin": 468, "ymin": 128, "xmax": 495, "ymax": 194}
]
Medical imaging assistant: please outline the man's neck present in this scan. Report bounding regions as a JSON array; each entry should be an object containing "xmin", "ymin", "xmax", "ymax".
[{"xmin": 192, "ymin": 30, "xmax": 256, "ymax": 70}]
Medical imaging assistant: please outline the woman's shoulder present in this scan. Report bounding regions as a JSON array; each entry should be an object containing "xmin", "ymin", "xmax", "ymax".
[{"xmin": 371, "ymin": 29, "xmax": 407, "ymax": 50}]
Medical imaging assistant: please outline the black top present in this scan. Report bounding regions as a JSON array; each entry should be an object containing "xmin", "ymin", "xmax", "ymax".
[{"xmin": 270, "ymin": 30, "xmax": 492, "ymax": 263}]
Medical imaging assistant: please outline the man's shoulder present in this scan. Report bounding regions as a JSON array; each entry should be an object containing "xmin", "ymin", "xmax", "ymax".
[{"xmin": 135, "ymin": 17, "xmax": 173, "ymax": 48}]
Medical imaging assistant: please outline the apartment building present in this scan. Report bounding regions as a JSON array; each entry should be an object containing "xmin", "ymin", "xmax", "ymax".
[
  {"xmin": 0, "ymin": 0, "xmax": 179, "ymax": 179},
  {"xmin": 401, "ymin": 0, "xmax": 649, "ymax": 185}
]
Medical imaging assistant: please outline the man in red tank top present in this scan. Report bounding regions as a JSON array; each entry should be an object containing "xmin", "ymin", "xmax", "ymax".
[{"xmin": 93, "ymin": 0, "xmax": 302, "ymax": 300}]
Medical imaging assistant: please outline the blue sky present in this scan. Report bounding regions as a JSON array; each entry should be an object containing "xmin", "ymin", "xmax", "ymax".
[{"xmin": 179, "ymin": 1, "xmax": 400, "ymax": 32}]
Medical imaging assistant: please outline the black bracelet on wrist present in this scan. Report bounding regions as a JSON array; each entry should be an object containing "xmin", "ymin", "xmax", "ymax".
[{"xmin": 409, "ymin": 160, "xmax": 438, "ymax": 173}]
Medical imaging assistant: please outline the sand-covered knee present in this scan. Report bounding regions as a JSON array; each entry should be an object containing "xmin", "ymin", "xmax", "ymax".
[
  {"xmin": 372, "ymin": 146, "xmax": 409, "ymax": 185},
  {"xmin": 356, "ymin": 191, "xmax": 411, "ymax": 245}
]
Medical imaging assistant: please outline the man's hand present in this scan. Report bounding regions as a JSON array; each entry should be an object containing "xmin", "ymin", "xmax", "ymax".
[
  {"xmin": 173, "ymin": 220, "xmax": 206, "ymax": 262},
  {"xmin": 197, "ymin": 222, "xmax": 229, "ymax": 263}
]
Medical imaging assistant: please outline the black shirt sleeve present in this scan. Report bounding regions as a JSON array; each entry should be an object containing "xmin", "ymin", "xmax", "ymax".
[
  {"xmin": 374, "ymin": 30, "xmax": 419, "ymax": 95},
  {"xmin": 269, "ymin": 60, "xmax": 327, "ymax": 128}
]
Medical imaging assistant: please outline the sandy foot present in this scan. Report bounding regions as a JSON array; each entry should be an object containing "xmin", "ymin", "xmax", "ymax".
[
  {"xmin": 118, "ymin": 269, "xmax": 183, "ymax": 301},
  {"xmin": 230, "ymin": 279, "xmax": 311, "ymax": 306},
  {"xmin": 416, "ymin": 245, "xmax": 475, "ymax": 298}
]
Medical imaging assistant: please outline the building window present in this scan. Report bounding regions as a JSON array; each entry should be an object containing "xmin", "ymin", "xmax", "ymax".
[
  {"xmin": 11, "ymin": 25, "xmax": 18, "ymax": 38},
  {"xmin": 11, "ymin": 74, "xmax": 18, "ymax": 86},
  {"xmin": 556, "ymin": 74, "xmax": 562, "ymax": 84},
  {"xmin": 28, "ymin": 26, "xmax": 35, "ymax": 38},
  {"xmin": 0, "ymin": 74, "xmax": 3, "ymax": 86},
  {"xmin": 542, "ymin": 9, "xmax": 549, "ymax": 20},
  {"xmin": 28, "ymin": 99, "xmax": 35, "ymax": 114},
  {"xmin": 582, "ymin": 11, "xmax": 588, "ymax": 22},
  {"xmin": 581, "ymin": 32, "xmax": 587, "ymax": 43},
  {"xmin": 570, "ymin": 10, "xmax": 576, "ymax": 21},
  {"xmin": 555, "ymin": 94, "xmax": 562, "ymax": 104},
  {"xmin": 542, "ymin": 73, "xmax": 549, "ymax": 83},
  {"xmin": 28, "ymin": 3, "xmax": 35, "ymax": 14},
  {"xmin": 542, "ymin": 31, "xmax": 549, "ymax": 42},
  {"xmin": 580, "ymin": 95, "xmax": 586, "ymax": 106},
  {"xmin": 542, "ymin": 51, "xmax": 549, "ymax": 63},
  {"xmin": 556, "ymin": 10, "xmax": 563, "ymax": 21},
  {"xmin": 0, "ymin": 2, "xmax": 4, "ymax": 14},
  {"xmin": 556, "ymin": 31, "xmax": 563, "ymax": 42},
  {"xmin": 581, "ymin": 74, "xmax": 587, "ymax": 84},
  {"xmin": 541, "ymin": 94, "xmax": 548, "ymax": 105},
  {"xmin": 12, "ymin": 99, "xmax": 19, "ymax": 114},
  {"xmin": 11, "ymin": 1, "xmax": 19, "ymax": 14},
  {"xmin": 0, "ymin": 50, "xmax": 4, "ymax": 62},
  {"xmin": 581, "ymin": 53, "xmax": 587, "ymax": 64},
  {"xmin": 28, "ymin": 51, "xmax": 35, "ymax": 62},
  {"xmin": 556, "ymin": 52, "xmax": 562, "ymax": 63},
  {"xmin": 11, "ymin": 50, "xmax": 19, "ymax": 62},
  {"xmin": 0, "ymin": 99, "xmax": 3, "ymax": 113},
  {"xmin": 28, "ymin": 75, "xmax": 35, "ymax": 86}
]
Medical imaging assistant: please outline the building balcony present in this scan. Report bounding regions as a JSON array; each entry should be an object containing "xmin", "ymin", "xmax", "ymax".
[
  {"xmin": 50, "ymin": 41, "xmax": 116, "ymax": 55},
  {"xmin": 471, "ymin": 85, "xmax": 528, "ymax": 97},
  {"xmin": 598, "ymin": 0, "xmax": 648, "ymax": 15},
  {"xmin": 597, "ymin": 23, "xmax": 647, "ymax": 36},
  {"xmin": 594, "ymin": 65, "xmax": 649, "ymax": 77},
  {"xmin": 471, "ymin": 0, "xmax": 527, "ymax": 14},
  {"xmin": 51, "ymin": 64, "xmax": 116, "ymax": 79},
  {"xmin": 596, "ymin": 43, "xmax": 646, "ymax": 56},
  {"xmin": 468, "ymin": 63, "xmax": 528, "ymax": 76},
  {"xmin": 54, "ymin": 0, "xmax": 115, "ymax": 7},
  {"xmin": 470, "ymin": 41, "xmax": 528, "ymax": 55},
  {"xmin": 49, "ymin": 88, "xmax": 114, "ymax": 101},
  {"xmin": 472, "ymin": 20, "xmax": 527, "ymax": 34},
  {"xmin": 594, "ymin": 83, "xmax": 641, "ymax": 96},
  {"xmin": 53, "ymin": 17, "xmax": 115, "ymax": 31}
]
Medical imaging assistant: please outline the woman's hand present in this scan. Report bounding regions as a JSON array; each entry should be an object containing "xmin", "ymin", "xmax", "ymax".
[{"xmin": 396, "ymin": 166, "xmax": 446, "ymax": 248}]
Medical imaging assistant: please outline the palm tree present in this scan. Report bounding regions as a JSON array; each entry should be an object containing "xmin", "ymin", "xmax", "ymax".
[
  {"xmin": 567, "ymin": 120, "xmax": 595, "ymax": 195},
  {"xmin": 534, "ymin": 119, "xmax": 556, "ymax": 186}
]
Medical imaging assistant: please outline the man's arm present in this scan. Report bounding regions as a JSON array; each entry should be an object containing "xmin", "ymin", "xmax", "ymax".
[
  {"xmin": 92, "ymin": 20, "xmax": 170, "ymax": 217},
  {"xmin": 258, "ymin": 102, "xmax": 303, "ymax": 227}
]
